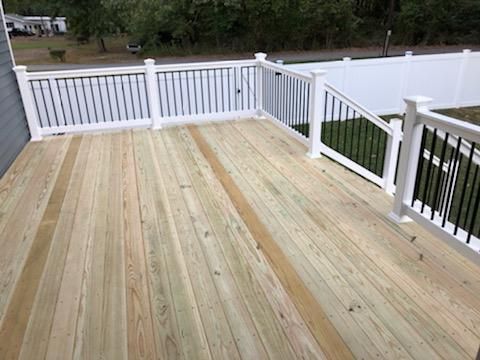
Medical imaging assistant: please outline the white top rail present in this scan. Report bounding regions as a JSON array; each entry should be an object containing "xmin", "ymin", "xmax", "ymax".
[
  {"xmin": 425, "ymin": 126, "xmax": 480, "ymax": 166},
  {"xmin": 418, "ymin": 109, "xmax": 480, "ymax": 144},
  {"xmin": 24, "ymin": 65, "xmax": 147, "ymax": 80},
  {"xmin": 154, "ymin": 59, "xmax": 257, "ymax": 73},
  {"xmin": 325, "ymin": 82, "xmax": 393, "ymax": 135},
  {"xmin": 22, "ymin": 59, "xmax": 259, "ymax": 81},
  {"xmin": 261, "ymin": 60, "xmax": 313, "ymax": 82}
]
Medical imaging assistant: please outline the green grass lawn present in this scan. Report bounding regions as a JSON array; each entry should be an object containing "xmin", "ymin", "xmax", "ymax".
[
  {"xmin": 11, "ymin": 39, "xmax": 74, "ymax": 50},
  {"xmin": 293, "ymin": 117, "xmax": 388, "ymax": 177},
  {"xmin": 10, "ymin": 36, "xmax": 136, "ymax": 64}
]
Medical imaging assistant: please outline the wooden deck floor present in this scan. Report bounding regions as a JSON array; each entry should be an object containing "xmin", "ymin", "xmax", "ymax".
[{"xmin": 0, "ymin": 119, "xmax": 479, "ymax": 359}]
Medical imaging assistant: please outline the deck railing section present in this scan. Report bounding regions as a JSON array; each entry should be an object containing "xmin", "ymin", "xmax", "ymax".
[
  {"xmin": 318, "ymin": 83, "xmax": 399, "ymax": 190},
  {"xmin": 255, "ymin": 59, "xmax": 402, "ymax": 193},
  {"xmin": 14, "ymin": 58, "xmax": 259, "ymax": 137},
  {"xmin": 13, "ymin": 54, "xmax": 479, "ymax": 257},
  {"xmin": 14, "ymin": 53, "xmax": 402, "ymax": 193},
  {"xmin": 391, "ymin": 96, "xmax": 480, "ymax": 260},
  {"xmin": 152, "ymin": 60, "xmax": 258, "ymax": 126},
  {"xmin": 258, "ymin": 59, "xmax": 312, "ymax": 145}
]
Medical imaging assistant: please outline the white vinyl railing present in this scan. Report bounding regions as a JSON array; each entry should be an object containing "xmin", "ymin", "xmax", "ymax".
[
  {"xmin": 257, "ymin": 55, "xmax": 314, "ymax": 146},
  {"xmin": 319, "ymin": 83, "xmax": 400, "ymax": 191},
  {"xmin": 391, "ymin": 96, "xmax": 480, "ymax": 262},
  {"xmin": 13, "ymin": 52, "xmax": 401, "ymax": 194},
  {"xmin": 14, "ymin": 58, "xmax": 260, "ymax": 138},
  {"xmin": 13, "ymin": 53, "xmax": 479, "ymax": 258}
]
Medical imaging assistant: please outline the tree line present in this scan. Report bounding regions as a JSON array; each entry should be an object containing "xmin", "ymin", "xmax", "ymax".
[{"xmin": 5, "ymin": 0, "xmax": 480, "ymax": 52}]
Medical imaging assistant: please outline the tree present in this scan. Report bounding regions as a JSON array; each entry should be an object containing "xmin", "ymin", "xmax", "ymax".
[{"xmin": 62, "ymin": 0, "xmax": 128, "ymax": 51}]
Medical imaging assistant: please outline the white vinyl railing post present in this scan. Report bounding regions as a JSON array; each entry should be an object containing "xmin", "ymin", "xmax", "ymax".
[
  {"xmin": 144, "ymin": 58, "xmax": 162, "ymax": 129},
  {"xmin": 383, "ymin": 118, "xmax": 403, "ymax": 195},
  {"xmin": 254, "ymin": 52, "xmax": 267, "ymax": 115},
  {"xmin": 306, "ymin": 70, "xmax": 327, "ymax": 159},
  {"xmin": 13, "ymin": 66, "xmax": 42, "ymax": 141},
  {"xmin": 390, "ymin": 96, "xmax": 432, "ymax": 223},
  {"xmin": 341, "ymin": 57, "xmax": 351, "ymax": 92},
  {"xmin": 453, "ymin": 49, "xmax": 471, "ymax": 107}
]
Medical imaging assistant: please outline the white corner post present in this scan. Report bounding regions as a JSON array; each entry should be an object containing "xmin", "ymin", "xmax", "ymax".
[
  {"xmin": 306, "ymin": 70, "xmax": 327, "ymax": 159},
  {"xmin": 389, "ymin": 96, "xmax": 432, "ymax": 223},
  {"xmin": 254, "ymin": 52, "xmax": 267, "ymax": 115},
  {"xmin": 144, "ymin": 58, "xmax": 162, "ymax": 129},
  {"xmin": 383, "ymin": 118, "xmax": 403, "ymax": 195},
  {"xmin": 13, "ymin": 66, "xmax": 42, "ymax": 141}
]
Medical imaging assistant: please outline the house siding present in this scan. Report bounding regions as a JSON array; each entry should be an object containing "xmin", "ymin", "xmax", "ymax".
[{"xmin": 0, "ymin": 9, "xmax": 30, "ymax": 177}]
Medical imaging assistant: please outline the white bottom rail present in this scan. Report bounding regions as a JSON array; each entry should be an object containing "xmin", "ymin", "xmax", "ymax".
[
  {"xmin": 400, "ymin": 201, "xmax": 480, "ymax": 265},
  {"xmin": 40, "ymin": 118, "xmax": 153, "ymax": 136}
]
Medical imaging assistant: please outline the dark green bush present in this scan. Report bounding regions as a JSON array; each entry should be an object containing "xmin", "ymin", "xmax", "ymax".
[{"xmin": 49, "ymin": 49, "xmax": 66, "ymax": 62}]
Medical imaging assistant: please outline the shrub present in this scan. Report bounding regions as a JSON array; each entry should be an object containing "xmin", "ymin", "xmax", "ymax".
[{"xmin": 49, "ymin": 48, "xmax": 66, "ymax": 62}]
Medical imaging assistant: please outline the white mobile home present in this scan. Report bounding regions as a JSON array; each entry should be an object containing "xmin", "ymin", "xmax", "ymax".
[{"xmin": 4, "ymin": 13, "xmax": 67, "ymax": 35}]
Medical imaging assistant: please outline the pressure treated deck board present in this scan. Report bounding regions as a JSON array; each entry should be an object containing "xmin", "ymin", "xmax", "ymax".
[
  {"xmin": 189, "ymin": 125, "xmax": 355, "ymax": 360},
  {"xmin": 133, "ymin": 130, "xmax": 183, "ymax": 359},
  {"xmin": 163, "ymin": 129, "xmax": 271, "ymax": 359},
  {"xmin": 200, "ymin": 123, "xmax": 420, "ymax": 359},
  {"xmin": 172, "ymin": 128, "xmax": 322, "ymax": 359},
  {"xmin": 20, "ymin": 135, "xmax": 97, "ymax": 360},
  {"xmin": 0, "ymin": 137, "xmax": 70, "ymax": 323},
  {"xmin": 0, "ymin": 136, "xmax": 80, "ymax": 359},
  {"xmin": 172, "ymin": 127, "xmax": 311, "ymax": 360},
  {"xmin": 204, "ymin": 124, "xmax": 420, "ymax": 354},
  {"xmin": 148, "ymin": 130, "xmax": 212, "ymax": 360},
  {"xmin": 122, "ymin": 131, "xmax": 159, "ymax": 360},
  {"xmin": 246, "ymin": 120, "xmax": 480, "ymax": 340},
  {"xmin": 233, "ymin": 120, "xmax": 479, "ymax": 356},
  {"xmin": 0, "ymin": 119, "xmax": 478, "ymax": 359},
  {"xmin": 159, "ymin": 129, "xmax": 242, "ymax": 360},
  {"xmin": 255, "ymin": 119, "xmax": 480, "ymax": 296}
]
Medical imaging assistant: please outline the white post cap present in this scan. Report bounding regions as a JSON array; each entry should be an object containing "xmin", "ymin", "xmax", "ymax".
[
  {"xmin": 404, "ymin": 95, "xmax": 433, "ymax": 108},
  {"xmin": 13, "ymin": 65, "xmax": 27, "ymax": 72},
  {"xmin": 144, "ymin": 58, "xmax": 155, "ymax": 65},
  {"xmin": 310, "ymin": 69, "xmax": 327, "ymax": 77},
  {"xmin": 254, "ymin": 52, "xmax": 267, "ymax": 61}
]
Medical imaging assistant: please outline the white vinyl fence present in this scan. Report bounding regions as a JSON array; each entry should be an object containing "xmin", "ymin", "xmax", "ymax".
[{"xmin": 287, "ymin": 50, "xmax": 480, "ymax": 115}]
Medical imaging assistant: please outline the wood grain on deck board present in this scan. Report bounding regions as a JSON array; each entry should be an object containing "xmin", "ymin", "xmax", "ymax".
[
  {"xmin": 187, "ymin": 124, "xmax": 353, "ymax": 360},
  {"xmin": 0, "ymin": 136, "xmax": 81, "ymax": 360},
  {"xmin": 0, "ymin": 121, "xmax": 478, "ymax": 359}
]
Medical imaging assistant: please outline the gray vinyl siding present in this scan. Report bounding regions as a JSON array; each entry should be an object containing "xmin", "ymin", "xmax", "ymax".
[{"xmin": 0, "ymin": 14, "xmax": 30, "ymax": 177}]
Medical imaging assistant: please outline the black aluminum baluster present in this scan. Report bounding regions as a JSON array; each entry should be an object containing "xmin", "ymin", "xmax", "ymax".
[
  {"xmin": 64, "ymin": 79, "xmax": 75, "ymax": 125},
  {"xmin": 171, "ymin": 72, "xmax": 178, "ymax": 116},
  {"xmin": 127, "ymin": 74, "xmax": 135, "ymax": 119},
  {"xmin": 163, "ymin": 73, "xmax": 171, "ymax": 117},
  {"xmin": 442, "ymin": 137, "xmax": 463, "ymax": 227},
  {"xmin": 105, "ymin": 76, "xmax": 114, "ymax": 121},
  {"xmin": 55, "ymin": 79, "xmax": 67, "ymax": 126},
  {"xmin": 411, "ymin": 126, "xmax": 428, "ymax": 207},
  {"xmin": 466, "ymin": 170, "xmax": 480, "ymax": 243},
  {"xmin": 454, "ymin": 142, "xmax": 476, "ymax": 234}
]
